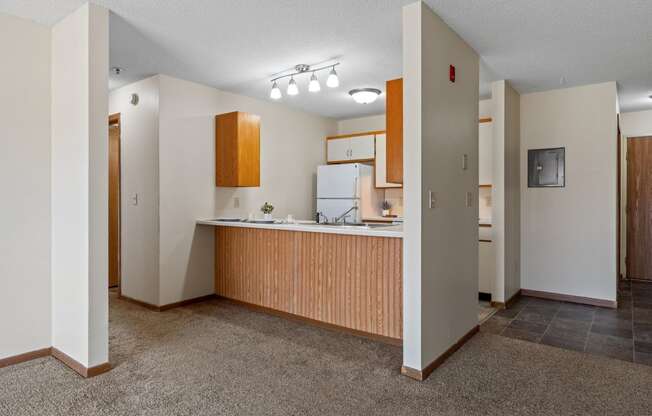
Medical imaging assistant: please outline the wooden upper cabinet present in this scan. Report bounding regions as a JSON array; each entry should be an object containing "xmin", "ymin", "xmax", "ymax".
[
  {"xmin": 215, "ymin": 111, "xmax": 260, "ymax": 187},
  {"xmin": 386, "ymin": 78, "xmax": 403, "ymax": 184}
]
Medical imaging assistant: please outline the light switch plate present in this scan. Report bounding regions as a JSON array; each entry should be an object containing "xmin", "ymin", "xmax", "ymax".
[{"xmin": 428, "ymin": 191, "xmax": 436, "ymax": 209}]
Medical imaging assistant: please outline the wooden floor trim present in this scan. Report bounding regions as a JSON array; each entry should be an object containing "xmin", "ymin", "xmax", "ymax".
[
  {"xmin": 159, "ymin": 294, "xmax": 216, "ymax": 311},
  {"xmin": 51, "ymin": 348, "xmax": 111, "ymax": 378},
  {"xmin": 521, "ymin": 289, "xmax": 617, "ymax": 309},
  {"xmin": 118, "ymin": 293, "xmax": 216, "ymax": 312},
  {"xmin": 1, "ymin": 347, "xmax": 111, "ymax": 378},
  {"xmin": 0, "ymin": 347, "xmax": 51, "ymax": 369},
  {"xmin": 491, "ymin": 289, "xmax": 522, "ymax": 310},
  {"xmin": 118, "ymin": 294, "xmax": 161, "ymax": 311},
  {"xmin": 401, "ymin": 325, "xmax": 479, "ymax": 381},
  {"xmin": 217, "ymin": 296, "xmax": 403, "ymax": 347}
]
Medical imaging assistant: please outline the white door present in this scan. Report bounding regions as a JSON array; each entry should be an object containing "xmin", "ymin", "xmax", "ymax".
[
  {"xmin": 374, "ymin": 134, "xmax": 401, "ymax": 188},
  {"xmin": 317, "ymin": 164, "xmax": 359, "ymax": 199},
  {"xmin": 349, "ymin": 135, "xmax": 375, "ymax": 160},
  {"xmin": 479, "ymin": 122, "xmax": 493, "ymax": 185},
  {"xmin": 327, "ymin": 138, "xmax": 351, "ymax": 162}
]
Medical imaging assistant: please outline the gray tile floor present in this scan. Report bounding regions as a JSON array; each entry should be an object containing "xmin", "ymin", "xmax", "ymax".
[{"xmin": 481, "ymin": 280, "xmax": 652, "ymax": 365}]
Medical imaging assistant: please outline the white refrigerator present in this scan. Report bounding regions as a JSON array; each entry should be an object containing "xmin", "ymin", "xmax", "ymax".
[{"xmin": 316, "ymin": 163, "xmax": 382, "ymax": 223}]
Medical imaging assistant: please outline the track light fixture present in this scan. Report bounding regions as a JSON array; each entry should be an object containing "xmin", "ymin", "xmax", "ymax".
[{"xmin": 269, "ymin": 63, "xmax": 340, "ymax": 99}]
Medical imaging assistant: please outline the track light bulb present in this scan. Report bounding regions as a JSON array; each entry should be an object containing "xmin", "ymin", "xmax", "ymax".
[
  {"xmin": 287, "ymin": 77, "xmax": 299, "ymax": 95},
  {"xmin": 270, "ymin": 81, "xmax": 282, "ymax": 99},
  {"xmin": 326, "ymin": 67, "xmax": 339, "ymax": 88},
  {"xmin": 308, "ymin": 72, "xmax": 321, "ymax": 92}
]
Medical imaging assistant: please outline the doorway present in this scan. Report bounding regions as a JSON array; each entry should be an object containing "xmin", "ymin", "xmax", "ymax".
[
  {"xmin": 626, "ymin": 136, "xmax": 652, "ymax": 280},
  {"xmin": 109, "ymin": 113, "xmax": 121, "ymax": 289}
]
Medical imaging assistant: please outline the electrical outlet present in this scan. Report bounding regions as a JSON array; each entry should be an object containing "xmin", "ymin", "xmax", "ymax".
[{"xmin": 233, "ymin": 197, "xmax": 240, "ymax": 208}]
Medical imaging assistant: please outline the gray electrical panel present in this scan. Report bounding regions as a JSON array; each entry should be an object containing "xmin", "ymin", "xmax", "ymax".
[{"xmin": 528, "ymin": 147, "xmax": 565, "ymax": 188}]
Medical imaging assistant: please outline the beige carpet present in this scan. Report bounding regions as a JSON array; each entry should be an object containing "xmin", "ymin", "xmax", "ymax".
[{"xmin": 2, "ymin": 294, "xmax": 652, "ymax": 415}]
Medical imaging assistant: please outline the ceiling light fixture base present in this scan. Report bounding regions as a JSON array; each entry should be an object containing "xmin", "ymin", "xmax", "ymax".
[{"xmin": 349, "ymin": 88, "xmax": 382, "ymax": 104}]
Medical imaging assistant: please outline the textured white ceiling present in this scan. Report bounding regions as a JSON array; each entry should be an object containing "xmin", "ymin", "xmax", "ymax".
[{"xmin": 1, "ymin": 0, "xmax": 651, "ymax": 119}]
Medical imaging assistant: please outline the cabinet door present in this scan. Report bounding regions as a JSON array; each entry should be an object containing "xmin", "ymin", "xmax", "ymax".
[
  {"xmin": 374, "ymin": 134, "xmax": 401, "ymax": 188},
  {"xmin": 216, "ymin": 111, "xmax": 260, "ymax": 187},
  {"xmin": 478, "ymin": 121, "xmax": 493, "ymax": 186},
  {"xmin": 327, "ymin": 138, "xmax": 351, "ymax": 162},
  {"xmin": 386, "ymin": 78, "xmax": 403, "ymax": 183},
  {"xmin": 349, "ymin": 135, "xmax": 375, "ymax": 160}
]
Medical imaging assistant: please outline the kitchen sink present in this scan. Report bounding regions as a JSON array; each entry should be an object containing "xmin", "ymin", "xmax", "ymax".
[{"xmin": 317, "ymin": 223, "xmax": 392, "ymax": 228}]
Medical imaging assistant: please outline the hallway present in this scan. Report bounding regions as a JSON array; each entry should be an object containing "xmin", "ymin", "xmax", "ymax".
[{"xmin": 482, "ymin": 281, "xmax": 650, "ymax": 364}]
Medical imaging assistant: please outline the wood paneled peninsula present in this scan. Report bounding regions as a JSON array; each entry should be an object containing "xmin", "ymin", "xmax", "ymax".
[{"xmin": 197, "ymin": 220, "xmax": 403, "ymax": 343}]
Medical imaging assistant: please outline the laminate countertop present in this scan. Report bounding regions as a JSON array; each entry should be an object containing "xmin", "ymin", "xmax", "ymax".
[{"xmin": 197, "ymin": 219, "xmax": 403, "ymax": 238}]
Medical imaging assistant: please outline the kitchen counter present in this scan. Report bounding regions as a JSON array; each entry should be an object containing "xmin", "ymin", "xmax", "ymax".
[
  {"xmin": 202, "ymin": 217, "xmax": 403, "ymax": 343},
  {"xmin": 197, "ymin": 219, "xmax": 403, "ymax": 238}
]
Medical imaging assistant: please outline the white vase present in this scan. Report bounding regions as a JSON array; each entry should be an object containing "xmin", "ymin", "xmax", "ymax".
[
  {"xmin": 382, "ymin": 209, "xmax": 390, "ymax": 217},
  {"xmin": 263, "ymin": 213, "xmax": 273, "ymax": 221}
]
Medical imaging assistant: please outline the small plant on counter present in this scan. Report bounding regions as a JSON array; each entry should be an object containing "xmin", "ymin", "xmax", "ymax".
[
  {"xmin": 381, "ymin": 200, "xmax": 392, "ymax": 217},
  {"xmin": 261, "ymin": 202, "xmax": 274, "ymax": 220}
]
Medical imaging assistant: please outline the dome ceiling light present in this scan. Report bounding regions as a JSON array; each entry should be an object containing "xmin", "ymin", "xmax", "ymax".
[
  {"xmin": 348, "ymin": 88, "xmax": 382, "ymax": 104},
  {"xmin": 269, "ymin": 63, "xmax": 340, "ymax": 100}
]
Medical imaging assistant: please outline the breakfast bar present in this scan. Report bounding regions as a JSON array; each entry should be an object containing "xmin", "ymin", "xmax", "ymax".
[{"xmin": 198, "ymin": 220, "xmax": 403, "ymax": 343}]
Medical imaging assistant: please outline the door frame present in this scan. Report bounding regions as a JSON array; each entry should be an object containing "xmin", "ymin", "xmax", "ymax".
[
  {"xmin": 617, "ymin": 115, "xmax": 621, "ymax": 280},
  {"xmin": 109, "ymin": 113, "xmax": 121, "ymax": 294}
]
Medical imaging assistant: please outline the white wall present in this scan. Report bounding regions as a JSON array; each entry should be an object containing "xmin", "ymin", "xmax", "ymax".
[
  {"xmin": 479, "ymin": 99, "xmax": 493, "ymax": 118},
  {"xmin": 403, "ymin": 1, "xmax": 479, "ymax": 372},
  {"xmin": 156, "ymin": 75, "xmax": 337, "ymax": 305},
  {"xmin": 0, "ymin": 13, "xmax": 52, "ymax": 360},
  {"xmin": 337, "ymin": 114, "xmax": 385, "ymax": 135},
  {"xmin": 492, "ymin": 81, "xmax": 521, "ymax": 302},
  {"xmin": 520, "ymin": 82, "xmax": 618, "ymax": 303},
  {"xmin": 109, "ymin": 76, "xmax": 160, "ymax": 305},
  {"xmin": 621, "ymin": 110, "xmax": 652, "ymax": 137},
  {"xmin": 51, "ymin": 3, "xmax": 109, "ymax": 367}
]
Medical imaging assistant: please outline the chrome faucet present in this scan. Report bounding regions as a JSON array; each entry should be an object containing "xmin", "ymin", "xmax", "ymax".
[
  {"xmin": 315, "ymin": 211, "xmax": 328, "ymax": 224},
  {"xmin": 334, "ymin": 206, "xmax": 358, "ymax": 224}
]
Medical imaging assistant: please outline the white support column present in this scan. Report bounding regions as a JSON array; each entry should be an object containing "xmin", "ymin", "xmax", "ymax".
[
  {"xmin": 51, "ymin": 3, "xmax": 109, "ymax": 372},
  {"xmin": 402, "ymin": 1, "xmax": 479, "ymax": 379},
  {"xmin": 491, "ymin": 80, "xmax": 521, "ymax": 304}
]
